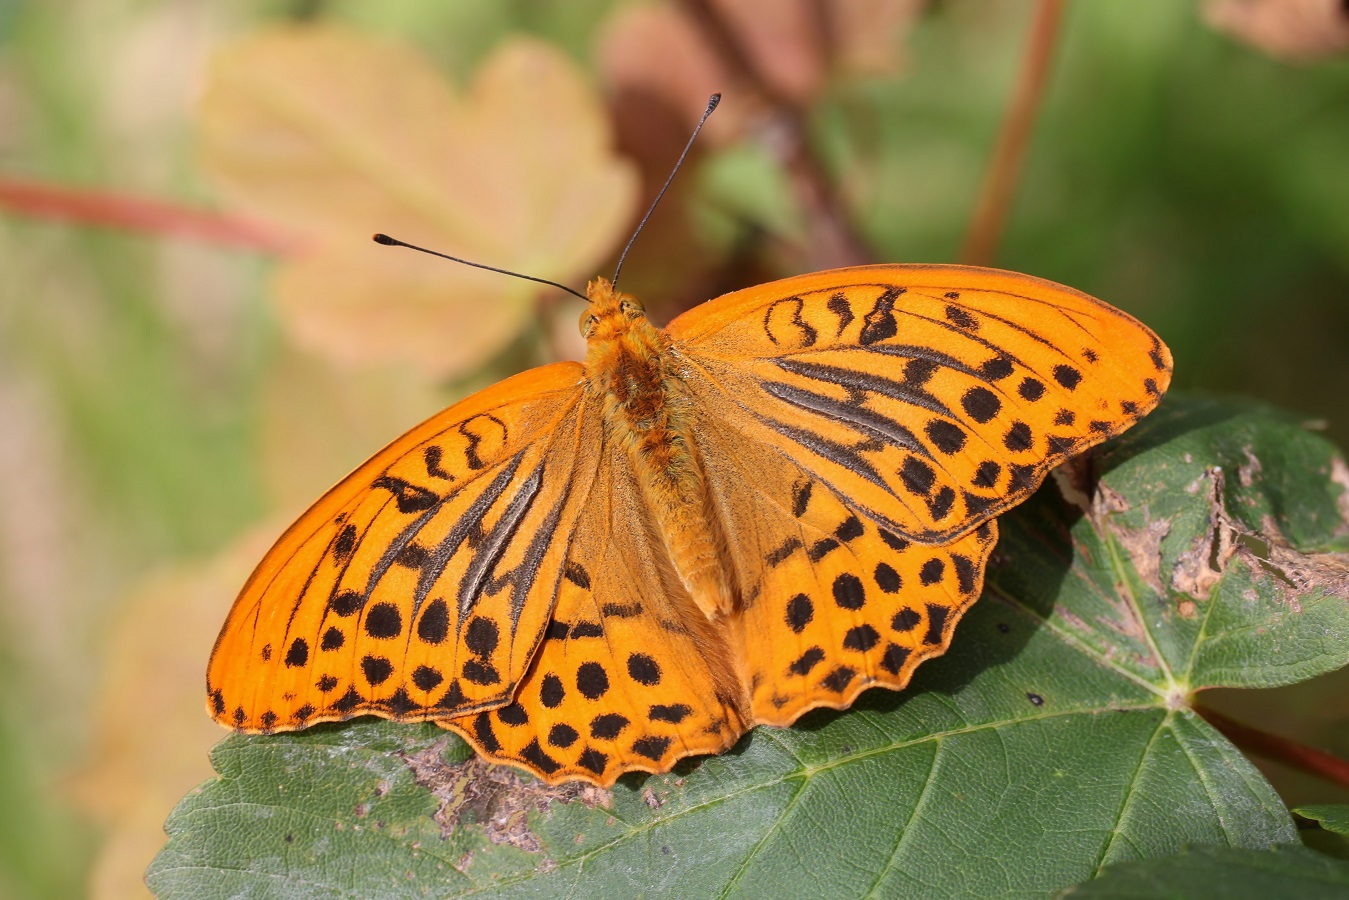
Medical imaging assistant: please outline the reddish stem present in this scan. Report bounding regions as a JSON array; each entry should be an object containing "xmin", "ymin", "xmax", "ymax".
[
  {"xmin": 0, "ymin": 177, "xmax": 301, "ymax": 254},
  {"xmin": 1196, "ymin": 704, "xmax": 1349, "ymax": 791},
  {"xmin": 961, "ymin": 0, "xmax": 1067, "ymax": 267}
]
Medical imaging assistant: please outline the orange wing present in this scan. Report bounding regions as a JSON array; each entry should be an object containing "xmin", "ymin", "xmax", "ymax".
[
  {"xmin": 440, "ymin": 432, "xmax": 748, "ymax": 786},
  {"xmin": 207, "ymin": 362, "xmax": 600, "ymax": 732},
  {"xmin": 669, "ymin": 264, "xmax": 1172, "ymax": 543},
  {"xmin": 686, "ymin": 399, "xmax": 998, "ymax": 725},
  {"xmin": 668, "ymin": 264, "xmax": 1168, "ymax": 727}
]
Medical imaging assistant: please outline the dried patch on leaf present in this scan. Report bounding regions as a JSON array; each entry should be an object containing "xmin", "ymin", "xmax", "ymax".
[
  {"xmin": 1172, "ymin": 468, "xmax": 1238, "ymax": 599},
  {"xmin": 1331, "ymin": 455, "xmax": 1349, "ymax": 534},
  {"xmin": 1170, "ymin": 466, "xmax": 1349, "ymax": 606},
  {"xmin": 1090, "ymin": 482, "xmax": 1130, "ymax": 520},
  {"xmin": 1254, "ymin": 520, "xmax": 1349, "ymax": 605},
  {"xmin": 1238, "ymin": 446, "xmax": 1263, "ymax": 487},
  {"xmin": 1112, "ymin": 515, "xmax": 1172, "ymax": 599},
  {"xmin": 399, "ymin": 745, "xmax": 609, "ymax": 856}
]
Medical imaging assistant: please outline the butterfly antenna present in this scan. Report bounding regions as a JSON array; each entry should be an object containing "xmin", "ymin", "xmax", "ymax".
[
  {"xmin": 610, "ymin": 92, "xmax": 721, "ymax": 290},
  {"xmin": 371, "ymin": 233, "xmax": 588, "ymax": 301}
]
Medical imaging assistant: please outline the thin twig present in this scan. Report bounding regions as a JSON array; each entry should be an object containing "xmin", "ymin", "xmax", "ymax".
[
  {"xmin": 678, "ymin": 0, "xmax": 873, "ymax": 269},
  {"xmin": 960, "ymin": 0, "xmax": 1067, "ymax": 267},
  {"xmin": 0, "ymin": 177, "xmax": 301, "ymax": 254},
  {"xmin": 1196, "ymin": 704, "xmax": 1349, "ymax": 791}
]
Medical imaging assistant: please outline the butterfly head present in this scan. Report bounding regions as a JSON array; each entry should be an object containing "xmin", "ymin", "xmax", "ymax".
[{"xmin": 580, "ymin": 276, "xmax": 646, "ymax": 341}]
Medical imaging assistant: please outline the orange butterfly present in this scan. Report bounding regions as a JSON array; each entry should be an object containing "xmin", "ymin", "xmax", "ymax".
[{"xmin": 208, "ymin": 261, "xmax": 1171, "ymax": 786}]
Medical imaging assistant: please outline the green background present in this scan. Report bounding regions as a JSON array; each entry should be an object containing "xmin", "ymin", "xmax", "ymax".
[{"xmin": 1, "ymin": 1, "xmax": 1348, "ymax": 896}]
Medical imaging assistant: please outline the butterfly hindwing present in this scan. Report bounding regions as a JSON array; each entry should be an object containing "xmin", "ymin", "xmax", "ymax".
[
  {"xmin": 689, "ymin": 398, "xmax": 997, "ymax": 724},
  {"xmin": 207, "ymin": 363, "xmax": 598, "ymax": 732},
  {"xmin": 669, "ymin": 265, "xmax": 1172, "ymax": 543},
  {"xmin": 441, "ymin": 439, "xmax": 748, "ymax": 786}
]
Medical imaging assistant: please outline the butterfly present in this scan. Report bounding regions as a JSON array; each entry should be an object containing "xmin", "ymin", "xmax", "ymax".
[{"xmin": 207, "ymin": 261, "xmax": 1171, "ymax": 786}]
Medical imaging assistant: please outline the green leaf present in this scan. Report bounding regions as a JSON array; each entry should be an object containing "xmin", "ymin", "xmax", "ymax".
[
  {"xmin": 150, "ymin": 396, "xmax": 1349, "ymax": 898},
  {"xmin": 1298, "ymin": 805, "xmax": 1349, "ymax": 836},
  {"xmin": 1296, "ymin": 805, "xmax": 1349, "ymax": 860},
  {"xmin": 1055, "ymin": 845, "xmax": 1349, "ymax": 899}
]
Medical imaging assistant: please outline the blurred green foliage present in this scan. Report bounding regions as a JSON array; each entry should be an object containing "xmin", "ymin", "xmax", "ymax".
[{"xmin": 1, "ymin": 0, "xmax": 1347, "ymax": 896}]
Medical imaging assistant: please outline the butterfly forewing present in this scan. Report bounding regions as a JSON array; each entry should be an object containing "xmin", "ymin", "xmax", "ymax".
[
  {"xmin": 207, "ymin": 363, "xmax": 595, "ymax": 732},
  {"xmin": 670, "ymin": 265, "xmax": 1172, "ymax": 543}
]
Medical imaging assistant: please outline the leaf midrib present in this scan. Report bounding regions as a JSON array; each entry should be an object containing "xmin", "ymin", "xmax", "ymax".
[{"xmin": 457, "ymin": 702, "xmax": 1160, "ymax": 898}]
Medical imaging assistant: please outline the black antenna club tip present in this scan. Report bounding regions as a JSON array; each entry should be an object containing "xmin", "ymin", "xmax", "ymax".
[
  {"xmin": 372, "ymin": 233, "xmax": 396, "ymax": 245},
  {"xmin": 707, "ymin": 93, "xmax": 721, "ymax": 110}
]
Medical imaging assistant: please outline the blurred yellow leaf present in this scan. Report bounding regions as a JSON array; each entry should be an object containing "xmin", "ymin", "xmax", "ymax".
[
  {"xmin": 259, "ymin": 346, "xmax": 453, "ymax": 514},
  {"xmin": 71, "ymin": 527, "xmax": 277, "ymax": 900},
  {"xmin": 199, "ymin": 26, "xmax": 638, "ymax": 377}
]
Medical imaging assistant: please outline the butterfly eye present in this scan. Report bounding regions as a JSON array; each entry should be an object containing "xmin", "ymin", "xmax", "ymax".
[
  {"xmin": 619, "ymin": 298, "xmax": 644, "ymax": 319},
  {"xmin": 579, "ymin": 311, "xmax": 598, "ymax": 337}
]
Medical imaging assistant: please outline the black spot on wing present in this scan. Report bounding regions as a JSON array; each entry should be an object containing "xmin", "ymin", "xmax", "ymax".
[
  {"xmin": 922, "ymin": 604, "xmax": 950, "ymax": 645},
  {"xmin": 1053, "ymin": 365, "xmax": 1082, "ymax": 390},
  {"xmin": 590, "ymin": 713, "xmax": 628, "ymax": 739},
  {"xmin": 835, "ymin": 516, "xmax": 864, "ymax": 541},
  {"xmin": 826, "ymin": 292, "xmax": 853, "ymax": 337},
  {"xmin": 333, "ymin": 690, "xmax": 361, "ymax": 712},
  {"xmin": 464, "ymin": 617, "xmax": 500, "ymax": 656},
  {"xmin": 364, "ymin": 602, "xmax": 402, "ymax": 639},
  {"xmin": 417, "ymin": 599, "xmax": 449, "ymax": 645},
  {"xmin": 858, "ymin": 287, "xmax": 904, "ymax": 345},
  {"xmin": 925, "ymin": 419, "xmax": 967, "ymax": 454},
  {"xmin": 945, "ymin": 305, "xmax": 977, "ymax": 329},
  {"xmin": 457, "ymin": 414, "xmax": 507, "ymax": 471},
  {"xmin": 371, "ymin": 476, "xmax": 439, "ymax": 513},
  {"xmin": 412, "ymin": 666, "xmax": 444, "ymax": 692},
  {"xmin": 808, "ymin": 538, "xmax": 840, "ymax": 562},
  {"xmin": 284, "ymin": 638, "xmax": 308, "ymax": 668},
  {"xmin": 792, "ymin": 481, "xmax": 813, "ymax": 518},
  {"xmin": 649, "ymin": 704, "xmax": 692, "ymax": 724},
  {"xmin": 576, "ymin": 662, "xmax": 610, "ymax": 699},
  {"xmin": 971, "ymin": 461, "xmax": 1000, "ymax": 489},
  {"xmin": 563, "ymin": 561, "xmax": 591, "ymax": 589},
  {"xmin": 570, "ymin": 621, "xmax": 603, "ymax": 638},
  {"xmin": 961, "ymin": 387, "xmax": 1001, "ymax": 424},
  {"xmin": 786, "ymin": 593, "xmax": 814, "ymax": 633},
  {"xmin": 766, "ymin": 536, "xmax": 802, "ymax": 567},
  {"xmin": 423, "ymin": 445, "xmax": 453, "ymax": 480},
  {"xmin": 520, "ymin": 739, "xmax": 561, "ymax": 774},
  {"xmin": 333, "ymin": 524, "xmax": 358, "ymax": 561},
  {"xmin": 631, "ymin": 735, "xmax": 672, "ymax": 761},
  {"xmin": 832, "ymin": 573, "xmax": 866, "ymax": 610},
  {"xmin": 789, "ymin": 647, "xmax": 825, "ymax": 676}
]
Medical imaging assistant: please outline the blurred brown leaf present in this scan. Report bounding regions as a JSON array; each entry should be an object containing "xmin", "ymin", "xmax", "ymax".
[
  {"xmin": 71, "ymin": 527, "xmax": 278, "ymax": 900},
  {"xmin": 199, "ymin": 26, "xmax": 638, "ymax": 377},
  {"xmin": 598, "ymin": 0, "xmax": 920, "ymax": 289},
  {"xmin": 600, "ymin": 0, "xmax": 925, "ymax": 131},
  {"xmin": 1205, "ymin": 0, "xmax": 1349, "ymax": 61}
]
